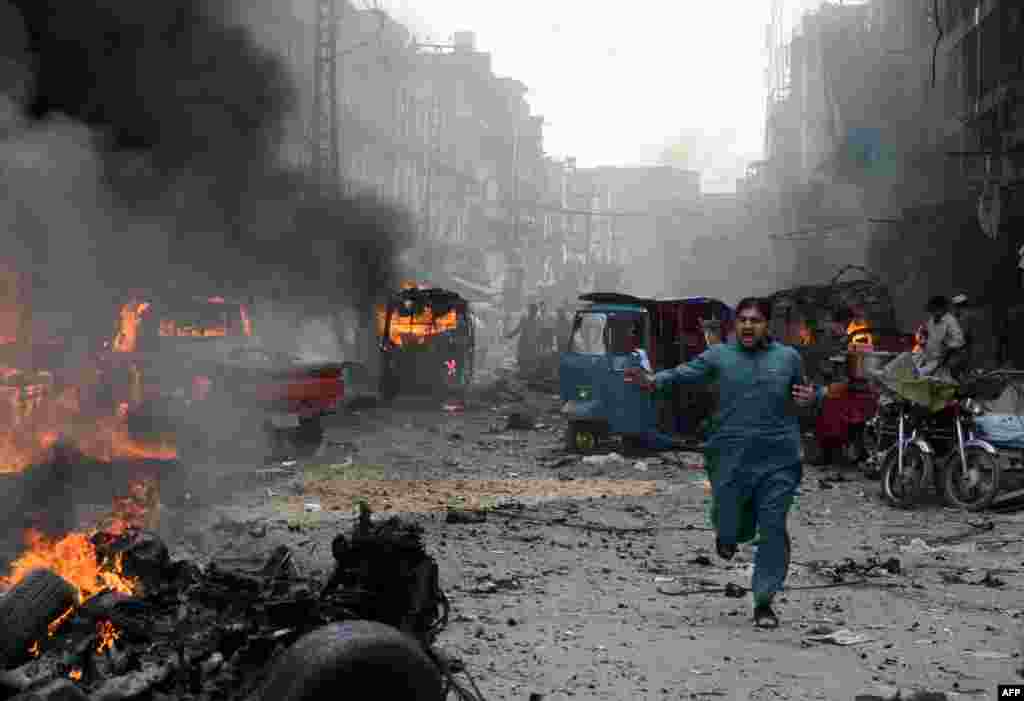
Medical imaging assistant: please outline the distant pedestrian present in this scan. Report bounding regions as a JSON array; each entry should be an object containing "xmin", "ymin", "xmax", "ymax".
[
  {"xmin": 505, "ymin": 303, "xmax": 540, "ymax": 375},
  {"xmin": 536, "ymin": 302, "xmax": 556, "ymax": 356},
  {"xmin": 624, "ymin": 297, "xmax": 822, "ymax": 628}
]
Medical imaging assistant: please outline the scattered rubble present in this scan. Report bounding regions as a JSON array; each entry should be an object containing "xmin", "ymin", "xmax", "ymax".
[
  {"xmin": 505, "ymin": 412, "xmax": 536, "ymax": 431},
  {"xmin": 813, "ymin": 556, "xmax": 902, "ymax": 583},
  {"xmin": 0, "ymin": 506, "xmax": 473, "ymax": 701}
]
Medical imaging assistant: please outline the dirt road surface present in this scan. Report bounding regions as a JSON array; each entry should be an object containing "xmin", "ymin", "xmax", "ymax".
[{"xmin": 164, "ymin": 378, "xmax": 1024, "ymax": 701}]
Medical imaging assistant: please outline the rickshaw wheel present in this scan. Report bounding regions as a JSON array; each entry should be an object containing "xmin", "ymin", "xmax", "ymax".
[{"xmin": 566, "ymin": 422, "xmax": 598, "ymax": 454}]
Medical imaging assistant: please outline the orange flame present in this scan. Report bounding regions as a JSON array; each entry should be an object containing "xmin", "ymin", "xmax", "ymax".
[
  {"xmin": 112, "ymin": 302, "xmax": 151, "ymax": 353},
  {"xmin": 240, "ymin": 304, "xmax": 253, "ymax": 337},
  {"xmin": 376, "ymin": 305, "xmax": 458, "ymax": 347},
  {"xmin": 2, "ymin": 475, "xmax": 154, "ymax": 603},
  {"xmin": 1, "ymin": 530, "xmax": 136, "ymax": 604},
  {"xmin": 159, "ymin": 318, "xmax": 226, "ymax": 338},
  {"xmin": 0, "ymin": 374, "xmax": 176, "ymax": 472},
  {"xmin": 847, "ymin": 319, "xmax": 874, "ymax": 349},
  {"xmin": 5, "ymin": 475, "xmax": 156, "ymax": 659},
  {"xmin": 96, "ymin": 619, "xmax": 121, "ymax": 654},
  {"xmin": 69, "ymin": 668, "xmax": 83, "ymax": 681},
  {"xmin": 48, "ymin": 606, "xmax": 75, "ymax": 637}
]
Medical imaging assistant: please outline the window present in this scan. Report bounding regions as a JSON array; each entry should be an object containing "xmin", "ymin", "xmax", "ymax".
[{"xmin": 569, "ymin": 312, "xmax": 647, "ymax": 355}]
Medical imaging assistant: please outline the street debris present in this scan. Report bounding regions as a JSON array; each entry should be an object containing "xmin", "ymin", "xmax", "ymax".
[
  {"xmin": 0, "ymin": 505, "xmax": 474, "ymax": 701},
  {"xmin": 804, "ymin": 628, "xmax": 874, "ymax": 646},
  {"xmin": 470, "ymin": 576, "xmax": 522, "ymax": 595},
  {"xmin": 962, "ymin": 650, "xmax": 1013, "ymax": 660},
  {"xmin": 814, "ymin": 556, "xmax": 902, "ymax": 583},
  {"xmin": 900, "ymin": 537, "xmax": 978, "ymax": 555},
  {"xmin": 655, "ymin": 581, "xmax": 748, "ymax": 598},
  {"xmin": 582, "ymin": 453, "xmax": 625, "ymax": 466},
  {"xmin": 973, "ymin": 571, "xmax": 1007, "ymax": 588},
  {"xmin": 505, "ymin": 412, "xmax": 536, "ymax": 431},
  {"xmin": 854, "ymin": 686, "xmax": 900, "ymax": 701},
  {"xmin": 446, "ymin": 509, "xmax": 488, "ymax": 525}
]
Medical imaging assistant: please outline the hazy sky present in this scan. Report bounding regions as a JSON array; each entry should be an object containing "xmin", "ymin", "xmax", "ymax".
[
  {"xmin": 380, "ymin": 1, "xmax": 771, "ymax": 165},
  {"xmin": 378, "ymin": 0, "xmax": 830, "ymax": 190}
]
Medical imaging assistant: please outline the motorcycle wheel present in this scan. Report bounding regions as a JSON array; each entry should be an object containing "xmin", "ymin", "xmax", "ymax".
[
  {"xmin": 942, "ymin": 446, "xmax": 1000, "ymax": 512},
  {"xmin": 880, "ymin": 444, "xmax": 932, "ymax": 509}
]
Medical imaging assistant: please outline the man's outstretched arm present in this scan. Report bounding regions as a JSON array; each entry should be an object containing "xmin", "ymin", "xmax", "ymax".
[
  {"xmin": 653, "ymin": 349, "xmax": 718, "ymax": 388},
  {"xmin": 626, "ymin": 347, "xmax": 718, "ymax": 390}
]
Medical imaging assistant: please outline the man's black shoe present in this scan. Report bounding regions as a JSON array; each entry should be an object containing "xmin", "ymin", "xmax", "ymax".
[
  {"xmin": 716, "ymin": 539, "xmax": 737, "ymax": 561},
  {"xmin": 753, "ymin": 603, "xmax": 779, "ymax": 629}
]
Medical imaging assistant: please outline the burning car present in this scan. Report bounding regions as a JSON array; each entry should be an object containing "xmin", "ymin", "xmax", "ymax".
[
  {"xmin": 99, "ymin": 294, "xmax": 343, "ymax": 461},
  {"xmin": 376, "ymin": 285, "xmax": 474, "ymax": 400}
]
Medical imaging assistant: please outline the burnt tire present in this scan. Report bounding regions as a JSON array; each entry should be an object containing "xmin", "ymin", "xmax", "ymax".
[
  {"xmin": 0, "ymin": 569, "xmax": 76, "ymax": 669},
  {"xmin": 258, "ymin": 621, "xmax": 444, "ymax": 701}
]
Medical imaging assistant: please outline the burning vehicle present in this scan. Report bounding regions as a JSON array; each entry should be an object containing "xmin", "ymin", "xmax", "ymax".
[
  {"xmin": 0, "ymin": 266, "xmax": 183, "ymax": 476},
  {"xmin": 0, "ymin": 279, "xmax": 344, "ymax": 478},
  {"xmin": 99, "ymin": 293, "xmax": 344, "ymax": 462},
  {"xmin": 376, "ymin": 284, "xmax": 474, "ymax": 400}
]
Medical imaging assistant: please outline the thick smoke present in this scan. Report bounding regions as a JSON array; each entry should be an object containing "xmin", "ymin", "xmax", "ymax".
[
  {"xmin": 2, "ymin": 0, "xmax": 413, "ymax": 329},
  {"xmin": 0, "ymin": 0, "xmax": 414, "ymax": 547}
]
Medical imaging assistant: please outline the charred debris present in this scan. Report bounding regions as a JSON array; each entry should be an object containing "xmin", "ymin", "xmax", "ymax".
[{"xmin": 0, "ymin": 503, "xmax": 481, "ymax": 701}]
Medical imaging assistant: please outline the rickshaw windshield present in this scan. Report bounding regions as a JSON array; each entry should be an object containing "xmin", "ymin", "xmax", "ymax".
[{"xmin": 570, "ymin": 311, "xmax": 647, "ymax": 355}]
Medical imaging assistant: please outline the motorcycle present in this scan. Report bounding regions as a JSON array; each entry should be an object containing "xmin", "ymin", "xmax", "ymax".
[{"xmin": 872, "ymin": 372, "xmax": 1004, "ymax": 510}]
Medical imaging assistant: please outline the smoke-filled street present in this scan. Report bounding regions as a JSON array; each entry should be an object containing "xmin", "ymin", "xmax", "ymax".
[{"xmin": 2, "ymin": 0, "xmax": 1024, "ymax": 699}]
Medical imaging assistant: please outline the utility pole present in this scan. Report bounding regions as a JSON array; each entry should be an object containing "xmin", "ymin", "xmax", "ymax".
[
  {"xmin": 422, "ymin": 92, "xmax": 441, "ymax": 241},
  {"xmin": 312, "ymin": 0, "xmax": 340, "ymax": 186}
]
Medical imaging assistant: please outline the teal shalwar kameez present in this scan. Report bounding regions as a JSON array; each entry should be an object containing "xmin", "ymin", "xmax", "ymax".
[{"xmin": 653, "ymin": 339, "xmax": 822, "ymax": 603}]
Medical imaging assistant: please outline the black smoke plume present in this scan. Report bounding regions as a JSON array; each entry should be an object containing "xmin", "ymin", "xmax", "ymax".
[{"xmin": 1, "ymin": 0, "xmax": 412, "ymax": 327}]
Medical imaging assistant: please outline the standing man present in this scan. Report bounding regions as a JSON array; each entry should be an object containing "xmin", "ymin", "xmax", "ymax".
[
  {"xmin": 555, "ymin": 301, "xmax": 572, "ymax": 351},
  {"xmin": 505, "ymin": 302, "xmax": 540, "ymax": 376},
  {"xmin": 536, "ymin": 301, "xmax": 556, "ymax": 356},
  {"xmin": 624, "ymin": 297, "xmax": 822, "ymax": 628},
  {"xmin": 915, "ymin": 295, "xmax": 965, "ymax": 379}
]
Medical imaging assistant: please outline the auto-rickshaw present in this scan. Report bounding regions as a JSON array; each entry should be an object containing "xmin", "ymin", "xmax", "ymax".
[
  {"xmin": 559, "ymin": 293, "xmax": 734, "ymax": 453},
  {"xmin": 377, "ymin": 285, "xmax": 474, "ymax": 399},
  {"xmin": 767, "ymin": 266, "xmax": 915, "ymax": 465}
]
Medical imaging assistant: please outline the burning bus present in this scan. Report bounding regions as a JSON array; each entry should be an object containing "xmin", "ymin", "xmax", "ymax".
[{"xmin": 376, "ymin": 284, "xmax": 474, "ymax": 399}]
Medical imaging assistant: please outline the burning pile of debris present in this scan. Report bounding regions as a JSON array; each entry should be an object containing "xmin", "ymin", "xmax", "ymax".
[{"xmin": 0, "ymin": 499, "xmax": 477, "ymax": 701}]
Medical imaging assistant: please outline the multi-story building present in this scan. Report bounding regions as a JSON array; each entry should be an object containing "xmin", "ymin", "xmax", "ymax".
[
  {"xmin": 763, "ymin": 0, "xmax": 1024, "ymax": 364},
  {"xmin": 240, "ymin": 4, "xmax": 549, "ymax": 313}
]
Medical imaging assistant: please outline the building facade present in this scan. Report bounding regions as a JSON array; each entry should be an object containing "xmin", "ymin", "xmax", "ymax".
[
  {"xmin": 762, "ymin": 0, "xmax": 1024, "ymax": 364},
  {"xmin": 239, "ymin": 3, "xmax": 551, "ymax": 313}
]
